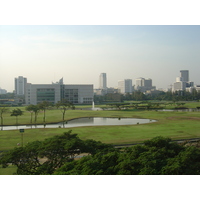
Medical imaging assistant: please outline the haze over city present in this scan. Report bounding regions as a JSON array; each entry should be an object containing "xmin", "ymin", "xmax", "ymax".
[{"xmin": 1, "ymin": 25, "xmax": 200, "ymax": 92}]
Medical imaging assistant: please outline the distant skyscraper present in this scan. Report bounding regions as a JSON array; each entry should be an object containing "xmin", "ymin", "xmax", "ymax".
[
  {"xmin": 173, "ymin": 81, "xmax": 186, "ymax": 91},
  {"xmin": 15, "ymin": 76, "xmax": 27, "ymax": 95},
  {"xmin": 135, "ymin": 77, "xmax": 145, "ymax": 88},
  {"xmin": 118, "ymin": 79, "xmax": 132, "ymax": 94},
  {"xmin": 135, "ymin": 77, "xmax": 154, "ymax": 92},
  {"xmin": 99, "ymin": 73, "xmax": 107, "ymax": 90},
  {"xmin": 0, "ymin": 88, "xmax": 7, "ymax": 94},
  {"xmin": 180, "ymin": 70, "xmax": 189, "ymax": 82},
  {"xmin": 173, "ymin": 70, "xmax": 190, "ymax": 92},
  {"xmin": 144, "ymin": 78, "xmax": 152, "ymax": 88}
]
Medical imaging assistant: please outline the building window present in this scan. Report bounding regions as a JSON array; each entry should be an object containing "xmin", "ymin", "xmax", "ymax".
[
  {"xmin": 83, "ymin": 98, "xmax": 93, "ymax": 104},
  {"xmin": 36, "ymin": 88, "xmax": 55, "ymax": 104},
  {"xmin": 64, "ymin": 89, "xmax": 79, "ymax": 104}
]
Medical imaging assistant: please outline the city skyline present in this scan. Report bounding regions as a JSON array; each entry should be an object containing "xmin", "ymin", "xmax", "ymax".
[{"xmin": 1, "ymin": 25, "xmax": 200, "ymax": 92}]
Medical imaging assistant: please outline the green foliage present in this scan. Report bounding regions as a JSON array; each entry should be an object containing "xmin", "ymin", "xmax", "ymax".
[
  {"xmin": 83, "ymin": 139, "xmax": 115, "ymax": 155},
  {"xmin": 94, "ymin": 88, "xmax": 200, "ymax": 102},
  {"xmin": 106, "ymin": 103, "xmax": 130, "ymax": 110},
  {"xmin": 0, "ymin": 106, "xmax": 9, "ymax": 130},
  {"xmin": 0, "ymin": 140, "xmax": 42, "ymax": 175},
  {"xmin": 2, "ymin": 130, "xmax": 200, "ymax": 175},
  {"xmin": 55, "ymin": 136, "xmax": 200, "ymax": 175},
  {"xmin": 0, "ymin": 131, "xmax": 83, "ymax": 174},
  {"xmin": 56, "ymin": 100, "xmax": 74, "ymax": 122},
  {"xmin": 10, "ymin": 108, "xmax": 23, "ymax": 125},
  {"xmin": 0, "ymin": 131, "xmax": 115, "ymax": 175},
  {"xmin": 55, "ymin": 151, "xmax": 120, "ymax": 175},
  {"xmin": 161, "ymin": 146, "xmax": 200, "ymax": 175},
  {"xmin": 38, "ymin": 101, "xmax": 53, "ymax": 124},
  {"xmin": 25, "ymin": 104, "xmax": 40, "ymax": 124}
]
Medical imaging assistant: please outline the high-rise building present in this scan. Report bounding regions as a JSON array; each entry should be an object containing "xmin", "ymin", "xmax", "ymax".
[
  {"xmin": 180, "ymin": 70, "xmax": 189, "ymax": 82},
  {"xmin": 135, "ymin": 77, "xmax": 145, "ymax": 88},
  {"xmin": 15, "ymin": 76, "xmax": 27, "ymax": 95},
  {"xmin": 99, "ymin": 73, "xmax": 107, "ymax": 90},
  {"xmin": 144, "ymin": 79, "xmax": 152, "ymax": 88},
  {"xmin": 173, "ymin": 70, "xmax": 193, "ymax": 92},
  {"xmin": 0, "ymin": 88, "xmax": 7, "ymax": 94},
  {"xmin": 118, "ymin": 79, "xmax": 132, "ymax": 94},
  {"xmin": 135, "ymin": 77, "xmax": 155, "ymax": 92},
  {"xmin": 173, "ymin": 81, "xmax": 186, "ymax": 91}
]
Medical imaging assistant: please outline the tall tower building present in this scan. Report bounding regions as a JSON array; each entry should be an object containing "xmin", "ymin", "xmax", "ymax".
[
  {"xmin": 180, "ymin": 70, "xmax": 189, "ymax": 82},
  {"xmin": 135, "ymin": 77, "xmax": 145, "ymax": 88},
  {"xmin": 135, "ymin": 77, "xmax": 155, "ymax": 92},
  {"xmin": 118, "ymin": 79, "xmax": 132, "ymax": 94},
  {"xmin": 99, "ymin": 73, "xmax": 107, "ymax": 90},
  {"xmin": 15, "ymin": 76, "xmax": 27, "ymax": 95},
  {"xmin": 144, "ymin": 78, "xmax": 152, "ymax": 88},
  {"xmin": 173, "ymin": 70, "xmax": 190, "ymax": 92}
]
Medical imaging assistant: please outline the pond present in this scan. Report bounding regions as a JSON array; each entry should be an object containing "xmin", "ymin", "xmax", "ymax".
[
  {"xmin": 1, "ymin": 117, "xmax": 157, "ymax": 130},
  {"xmin": 159, "ymin": 108, "xmax": 200, "ymax": 112}
]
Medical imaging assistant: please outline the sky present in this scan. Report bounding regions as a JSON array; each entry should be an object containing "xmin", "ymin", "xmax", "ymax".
[{"xmin": 0, "ymin": 25, "xmax": 200, "ymax": 92}]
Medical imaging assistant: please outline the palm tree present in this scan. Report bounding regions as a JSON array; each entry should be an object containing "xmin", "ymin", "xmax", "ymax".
[
  {"xmin": 25, "ymin": 105, "xmax": 35, "ymax": 124},
  {"xmin": 56, "ymin": 100, "xmax": 74, "ymax": 127},
  {"xmin": 10, "ymin": 108, "xmax": 23, "ymax": 126},
  {"xmin": 0, "ymin": 106, "xmax": 9, "ymax": 130},
  {"xmin": 38, "ymin": 101, "xmax": 52, "ymax": 125},
  {"xmin": 31, "ymin": 105, "xmax": 40, "ymax": 125}
]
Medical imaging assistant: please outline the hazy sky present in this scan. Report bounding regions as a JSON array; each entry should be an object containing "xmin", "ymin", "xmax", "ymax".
[{"xmin": 0, "ymin": 25, "xmax": 200, "ymax": 92}]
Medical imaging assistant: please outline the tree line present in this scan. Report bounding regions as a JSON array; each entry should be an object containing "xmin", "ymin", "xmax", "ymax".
[
  {"xmin": 0, "ymin": 100, "xmax": 74, "ymax": 130},
  {"xmin": 1, "ymin": 132, "xmax": 200, "ymax": 175},
  {"xmin": 94, "ymin": 89, "xmax": 200, "ymax": 103}
]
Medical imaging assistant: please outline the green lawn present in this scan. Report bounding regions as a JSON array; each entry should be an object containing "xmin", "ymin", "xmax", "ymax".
[
  {"xmin": 1, "ymin": 108, "xmax": 200, "ymax": 150},
  {"xmin": 1, "ymin": 104, "xmax": 200, "ymax": 175},
  {"xmin": 0, "ymin": 165, "xmax": 17, "ymax": 175}
]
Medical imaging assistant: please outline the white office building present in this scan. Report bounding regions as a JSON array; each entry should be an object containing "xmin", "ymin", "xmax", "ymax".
[
  {"xmin": 118, "ymin": 79, "xmax": 132, "ymax": 94},
  {"xmin": 135, "ymin": 77, "xmax": 145, "ymax": 88},
  {"xmin": 173, "ymin": 81, "xmax": 186, "ymax": 91},
  {"xmin": 135, "ymin": 77, "xmax": 155, "ymax": 92},
  {"xmin": 25, "ymin": 79, "xmax": 93, "ymax": 105},
  {"xmin": 173, "ymin": 70, "xmax": 193, "ymax": 92}
]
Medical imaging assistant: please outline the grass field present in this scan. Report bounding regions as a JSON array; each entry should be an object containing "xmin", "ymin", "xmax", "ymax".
[
  {"xmin": 0, "ymin": 165, "xmax": 17, "ymax": 175},
  {"xmin": 1, "ymin": 102, "xmax": 200, "ymax": 175},
  {"xmin": 0, "ymin": 104, "xmax": 200, "ymax": 150}
]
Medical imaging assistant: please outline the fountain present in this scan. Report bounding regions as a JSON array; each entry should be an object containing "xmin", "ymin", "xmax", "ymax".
[
  {"xmin": 92, "ymin": 101, "xmax": 95, "ymax": 110},
  {"xmin": 92, "ymin": 101, "xmax": 101, "ymax": 111}
]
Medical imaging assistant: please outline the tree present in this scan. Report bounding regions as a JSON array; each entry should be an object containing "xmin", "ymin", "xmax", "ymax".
[
  {"xmin": 55, "ymin": 151, "xmax": 120, "ymax": 175},
  {"xmin": 30, "ymin": 105, "xmax": 40, "ymax": 124},
  {"xmin": 0, "ymin": 131, "xmax": 86, "ymax": 175},
  {"xmin": 10, "ymin": 108, "xmax": 23, "ymax": 125},
  {"xmin": 56, "ymin": 100, "xmax": 74, "ymax": 125},
  {"xmin": 83, "ymin": 139, "xmax": 115, "ymax": 155},
  {"xmin": 25, "ymin": 104, "xmax": 35, "ymax": 125},
  {"xmin": 0, "ymin": 140, "xmax": 42, "ymax": 175},
  {"xmin": 38, "ymin": 131, "xmax": 85, "ymax": 174},
  {"xmin": 161, "ymin": 146, "xmax": 200, "ymax": 175},
  {"xmin": 2, "ymin": 135, "xmax": 200, "ymax": 175},
  {"xmin": 38, "ymin": 101, "xmax": 52, "ymax": 125},
  {"xmin": 0, "ymin": 106, "xmax": 9, "ymax": 130},
  {"xmin": 55, "ymin": 136, "xmax": 200, "ymax": 175},
  {"xmin": 106, "ymin": 103, "xmax": 129, "ymax": 110}
]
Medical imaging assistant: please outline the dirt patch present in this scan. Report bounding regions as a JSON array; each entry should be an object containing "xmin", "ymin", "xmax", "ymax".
[{"xmin": 167, "ymin": 116, "xmax": 200, "ymax": 121}]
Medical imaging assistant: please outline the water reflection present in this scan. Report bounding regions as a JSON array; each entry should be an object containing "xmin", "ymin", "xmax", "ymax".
[
  {"xmin": 2, "ymin": 117, "xmax": 157, "ymax": 130},
  {"xmin": 159, "ymin": 108, "xmax": 200, "ymax": 112}
]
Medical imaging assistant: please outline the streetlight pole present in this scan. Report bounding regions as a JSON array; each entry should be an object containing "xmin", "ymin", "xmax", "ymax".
[{"xmin": 19, "ymin": 129, "xmax": 24, "ymax": 147}]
